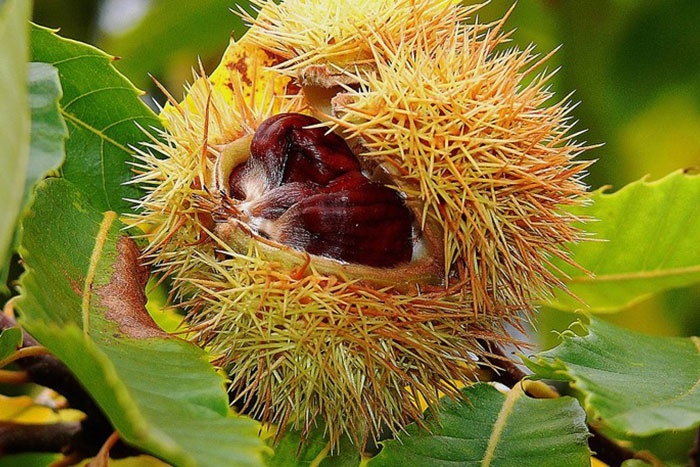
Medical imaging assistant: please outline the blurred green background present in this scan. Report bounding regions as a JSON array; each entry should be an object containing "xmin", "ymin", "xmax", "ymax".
[{"xmin": 31, "ymin": 0, "xmax": 700, "ymax": 343}]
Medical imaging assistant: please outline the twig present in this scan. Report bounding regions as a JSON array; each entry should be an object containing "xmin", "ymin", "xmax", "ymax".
[
  {"xmin": 587, "ymin": 424, "xmax": 635, "ymax": 467},
  {"xmin": 0, "ymin": 314, "xmax": 111, "ymax": 435},
  {"xmin": 0, "ymin": 345, "xmax": 52, "ymax": 369},
  {"xmin": 87, "ymin": 431, "xmax": 121, "ymax": 467},
  {"xmin": 0, "ymin": 369, "xmax": 30, "ymax": 384},
  {"xmin": 478, "ymin": 339, "xmax": 527, "ymax": 386},
  {"xmin": 0, "ymin": 421, "xmax": 81, "ymax": 455}
]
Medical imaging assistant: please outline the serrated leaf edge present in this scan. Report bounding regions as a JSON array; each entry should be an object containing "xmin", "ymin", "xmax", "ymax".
[{"xmin": 525, "ymin": 319, "xmax": 700, "ymax": 437}]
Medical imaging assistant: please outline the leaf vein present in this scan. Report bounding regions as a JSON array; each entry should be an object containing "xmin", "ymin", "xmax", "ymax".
[
  {"xmin": 60, "ymin": 109, "xmax": 132, "ymax": 154},
  {"xmin": 50, "ymin": 54, "xmax": 107, "ymax": 67},
  {"xmin": 62, "ymin": 86, "xmax": 138, "ymax": 111},
  {"xmin": 568, "ymin": 264, "xmax": 700, "ymax": 283},
  {"xmin": 101, "ymin": 115, "xmax": 158, "ymax": 133},
  {"xmin": 100, "ymin": 137, "xmax": 111, "ymax": 210},
  {"xmin": 481, "ymin": 387, "xmax": 522, "ymax": 466},
  {"xmin": 81, "ymin": 211, "xmax": 117, "ymax": 335}
]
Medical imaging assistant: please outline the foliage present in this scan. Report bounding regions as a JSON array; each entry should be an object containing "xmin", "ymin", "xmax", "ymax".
[
  {"xmin": 26, "ymin": 62, "xmax": 67, "ymax": 197},
  {"xmin": 16, "ymin": 178, "xmax": 267, "ymax": 466},
  {"xmin": 30, "ymin": 24, "xmax": 161, "ymax": 214},
  {"xmin": 101, "ymin": 0, "xmax": 249, "ymax": 90},
  {"xmin": 0, "ymin": 328, "xmax": 22, "ymax": 361},
  {"xmin": 0, "ymin": 60, "xmax": 66, "ymax": 295},
  {"xmin": 0, "ymin": 0, "xmax": 31, "ymax": 267},
  {"xmin": 267, "ymin": 428, "xmax": 360, "ymax": 467},
  {"xmin": 370, "ymin": 384, "xmax": 590, "ymax": 467},
  {"xmin": 545, "ymin": 171, "xmax": 700, "ymax": 312},
  {"xmin": 527, "ymin": 318, "xmax": 700, "ymax": 436}
]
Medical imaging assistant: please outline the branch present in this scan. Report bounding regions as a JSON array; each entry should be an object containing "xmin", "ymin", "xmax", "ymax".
[
  {"xmin": 0, "ymin": 421, "xmax": 81, "ymax": 455},
  {"xmin": 0, "ymin": 345, "xmax": 52, "ymax": 368},
  {"xmin": 476, "ymin": 339, "xmax": 528, "ymax": 387},
  {"xmin": 0, "ymin": 369, "xmax": 30, "ymax": 384},
  {"xmin": 87, "ymin": 431, "xmax": 121, "ymax": 467},
  {"xmin": 0, "ymin": 313, "xmax": 110, "ymax": 434}
]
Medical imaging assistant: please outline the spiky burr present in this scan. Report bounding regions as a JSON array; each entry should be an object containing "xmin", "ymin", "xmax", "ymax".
[{"xmin": 129, "ymin": 0, "xmax": 594, "ymax": 450}]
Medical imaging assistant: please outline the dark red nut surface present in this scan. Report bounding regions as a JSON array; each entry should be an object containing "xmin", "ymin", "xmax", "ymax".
[
  {"xmin": 237, "ymin": 113, "xmax": 360, "ymax": 189},
  {"xmin": 228, "ymin": 113, "xmax": 414, "ymax": 268}
]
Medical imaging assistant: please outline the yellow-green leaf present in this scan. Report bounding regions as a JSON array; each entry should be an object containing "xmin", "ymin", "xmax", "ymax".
[{"xmin": 546, "ymin": 171, "xmax": 700, "ymax": 312}]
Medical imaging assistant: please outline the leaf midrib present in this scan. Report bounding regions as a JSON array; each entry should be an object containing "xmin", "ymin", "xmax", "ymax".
[
  {"xmin": 567, "ymin": 264, "xmax": 700, "ymax": 284},
  {"xmin": 481, "ymin": 387, "xmax": 523, "ymax": 467},
  {"xmin": 60, "ymin": 108, "xmax": 134, "ymax": 154},
  {"xmin": 81, "ymin": 210, "xmax": 117, "ymax": 335}
]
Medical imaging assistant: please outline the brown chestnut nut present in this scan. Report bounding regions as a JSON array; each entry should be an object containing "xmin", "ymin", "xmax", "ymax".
[
  {"xmin": 228, "ymin": 114, "xmax": 413, "ymax": 268},
  {"xmin": 269, "ymin": 172, "xmax": 413, "ymax": 268},
  {"xmin": 229, "ymin": 113, "xmax": 360, "ymax": 196}
]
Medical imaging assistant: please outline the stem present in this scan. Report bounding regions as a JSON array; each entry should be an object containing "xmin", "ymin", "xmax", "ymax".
[
  {"xmin": 486, "ymin": 345, "xmax": 527, "ymax": 386},
  {"xmin": 477, "ymin": 339, "xmax": 527, "ymax": 386},
  {"xmin": 0, "ymin": 369, "xmax": 30, "ymax": 384},
  {"xmin": 0, "ymin": 314, "xmax": 110, "ymax": 431},
  {"xmin": 0, "ymin": 345, "xmax": 52, "ymax": 369},
  {"xmin": 0, "ymin": 314, "xmax": 101, "ymax": 414},
  {"xmin": 587, "ymin": 425, "xmax": 635, "ymax": 467},
  {"xmin": 0, "ymin": 421, "xmax": 81, "ymax": 455},
  {"xmin": 87, "ymin": 431, "xmax": 121, "ymax": 467}
]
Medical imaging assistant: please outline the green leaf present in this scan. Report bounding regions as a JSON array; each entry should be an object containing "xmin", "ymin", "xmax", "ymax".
[
  {"xmin": 0, "ymin": 453, "xmax": 61, "ymax": 467},
  {"xmin": 525, "ymin": 318, "xmax": 700, "ymax": 437},
  {"xmin": 145, "ymin": 276, "xmax": 185, "ymax": 334},
  {"xmin": 0, "ymin": 0, "xmax": 31, "ymax": 267},
  {"xmin": 16, "ymin": 178, "xmax": 267, "ymax": 466},
  {"xmin": 30, "ymin": 24, "xmax": 161, "ymax": 214},
  {"xmin": 546, "ymin": 171, "xmax": 700, "ymax": 312},
  {"xmin": 27, "ymin": 62, "xmax": 67, "ymax": 195},
  {"xmin": 0, "ymin": 327, "xmax": 22, "ymax": 362},
  {"xmin": 623, "ymin": 429, "xmax": 696, "ymax": 467},
  {"xmin": 1, "ymin": 61, "xmax": 67, "ymax": 296},
  {"xmin": 369, "ymin": 383, "xmax": 590, "ymax": 467},
  {"xmin": 268, "ymin": 428, "xmax": 360, "ymax": 467},
  {"xmin": 82, "ymin": 455, "xmax": 171, "ymax": 466}
]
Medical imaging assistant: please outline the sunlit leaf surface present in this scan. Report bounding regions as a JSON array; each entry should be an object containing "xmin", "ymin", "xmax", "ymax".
[
  {"xmin": 30, "ymin": 25, "xmax": 161, "ymax": 214},
  {"xmin": 546, "ymin": 171, "xmax": 700, "ymax": 312}
]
